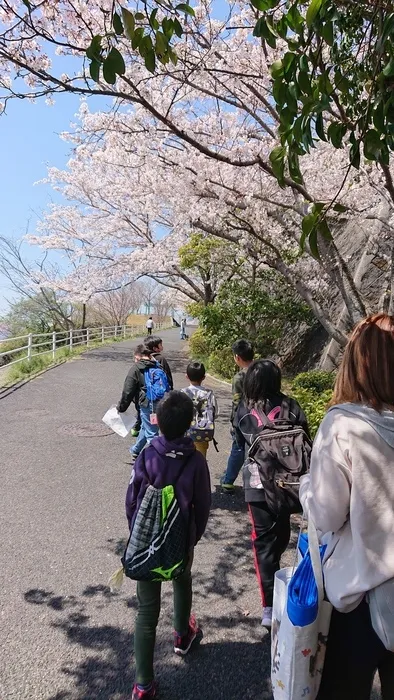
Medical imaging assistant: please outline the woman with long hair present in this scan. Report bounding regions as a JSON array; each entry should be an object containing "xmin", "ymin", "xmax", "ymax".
[
  {"xmin": 300, "ymin": 313, "xmax": 394, "ymax": 698},
  {"xmin": 235, "ymin": 359, "xmax": 310, "ymax": 628}
]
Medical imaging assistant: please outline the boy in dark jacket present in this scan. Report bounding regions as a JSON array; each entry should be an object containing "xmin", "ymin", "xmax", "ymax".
[
  {"xmin": 117, "ymin": 344, "xmax": 161, "ymax": 460},
  {"xmin": 126, "ymin": 391, "xmax": 211, "ymax": 700},
  {"xmin": 144, "ymin": 335, "xmax": 173, "ymax": 390}
]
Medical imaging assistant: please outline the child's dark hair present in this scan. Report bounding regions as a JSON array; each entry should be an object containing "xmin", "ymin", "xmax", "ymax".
[
  {"xmin": 135, "ymin": 343, "xmax": 151, "ymax": 357},
  {"xmin": 232, "ymin": 339, "xmax": 254, "ymax": 362},
  {"xmin": 243, "ymin": 359, "xmax": 281, "ymax": 406},
  {"xmin": 144, "ymin": 335, "xmax": 162, "ymax": 352},
  {"xmin": 156, "ymin": 390, "xmax": 194, "ymax": 440},
  {"xmin": 186, "ymin": 360, "xmax": 206, "ymax": 383}
]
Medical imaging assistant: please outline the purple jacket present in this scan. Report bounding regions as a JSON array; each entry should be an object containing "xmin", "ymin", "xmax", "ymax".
[{"xmin": 125, "ymin": 435, "xmax": 211, "ymax": 545}]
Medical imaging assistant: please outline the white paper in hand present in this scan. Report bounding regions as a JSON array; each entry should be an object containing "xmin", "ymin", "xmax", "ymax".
[{"xmin": 102, "ymin": 406, "xmax": 135, "ymax": 438}]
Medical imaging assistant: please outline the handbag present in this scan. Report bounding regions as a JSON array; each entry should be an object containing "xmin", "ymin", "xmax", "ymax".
[
  {"xmin": 368, "ymin": 578, "xmax": 394, "ymax": 652},
  {"xmin": 271, "ymin": 519, "xmax": 332, "ymax": 700}
]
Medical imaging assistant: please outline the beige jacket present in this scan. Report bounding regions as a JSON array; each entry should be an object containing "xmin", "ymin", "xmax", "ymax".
[{"xmin": 300, "ymin": 404, "xmax": 394, "ymax": 612}]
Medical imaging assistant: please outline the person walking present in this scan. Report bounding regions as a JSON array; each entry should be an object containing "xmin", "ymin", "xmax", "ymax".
[
  {"xmin": 126, "ymin": 391, "xmax": 211, "ymax": 699},
  {"xmin": 181, "ymin": 361, "xmax": 218, "ymax": 459},
  {"xmin": 300, "ymin": 313, "xmax": 394, "ymax": 699},
  {"xmin": 117, "ymin": 344, "xmax": 169, "ymax": 461},
  {"xmin": 220, "ymin": 339, "xmax": 254, "ymax": 492},
  {"xmin": 180, "ymin": 317, "xmax": 187, "ymax": 340},
  {"xmin": 146, "ymin": 317, "xmax": 154, "ymax": 336},
  {"xmin": 144, "ymin": 335, "xmax": 173, "ymax": 390},
  {"xmin": 235, "ymin": 359, "xmax": 309, "ymax": 629}
]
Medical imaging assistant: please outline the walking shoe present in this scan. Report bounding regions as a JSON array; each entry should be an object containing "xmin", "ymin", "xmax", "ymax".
[
  {"xmin": 131, "ymin": 681, "xmax": 157, "ymax": 699},
  {"xmin": 130, "ymin": 428, "xmax": 139, "ymax": 437},
  {"xmin": 262, "ymin": 607, "xmax": 273, "ymax": 629},
  {"xmin": 174, "ymin": 614, "xmax": 201, "ymax": 656},
  {"xmin": 221, "ymin": 482, "xmax": 235, "ymax": 493}
]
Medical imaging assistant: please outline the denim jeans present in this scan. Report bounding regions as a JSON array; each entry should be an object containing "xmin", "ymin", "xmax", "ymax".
[
  {"xmin": 131, "ymin": 404, "xmax": 159, "ymax": 457},
  {"xmin": 221, "ymin": 437, "xmax": 245, "ymax": 485},
  {"xmin": 134, "ymin": 556, "xmax": 193, "ymax": 685}
]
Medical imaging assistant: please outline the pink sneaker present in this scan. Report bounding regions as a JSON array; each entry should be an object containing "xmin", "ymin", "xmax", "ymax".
[
  {"xmin": 173, "ymin": 614, "xmax": 201, "ymax": 656},
  {"xmin": 131, "ymin": 681, "xmax": 157, "ymax": 699}
]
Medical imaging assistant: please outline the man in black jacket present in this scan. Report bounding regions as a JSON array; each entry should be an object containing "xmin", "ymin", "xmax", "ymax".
[
  {"xmin": 117, "ymin": 344, "xmax": 160, "ymax": 461},
  {"xmin": 144, "ymin": 335, "xmax": 173, "ymax": 390}
]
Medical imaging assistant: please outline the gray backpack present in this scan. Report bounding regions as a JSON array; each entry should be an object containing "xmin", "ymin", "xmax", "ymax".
[{"xmin": 245, "ymin": 401, "xmax": 312, "ymax": 515}]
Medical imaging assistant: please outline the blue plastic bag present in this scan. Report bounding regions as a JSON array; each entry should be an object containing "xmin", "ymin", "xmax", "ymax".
[{"xmin": 286, "ymin": 533, "xmax": 327, "ymax": 627}]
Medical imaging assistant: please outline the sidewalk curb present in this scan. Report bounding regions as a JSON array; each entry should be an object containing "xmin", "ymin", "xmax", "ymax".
[{"xmin": 205, "ymin": 372, "xmax": 232, "ymax": 387}]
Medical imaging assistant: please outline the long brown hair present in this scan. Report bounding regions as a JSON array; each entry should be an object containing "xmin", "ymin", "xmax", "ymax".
[{"xmin": 332, "ymin": 313, "xmax": 394, "ymax": 410}]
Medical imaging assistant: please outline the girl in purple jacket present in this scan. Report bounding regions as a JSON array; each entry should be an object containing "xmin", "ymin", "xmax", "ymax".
[{"xmin": 126, "ymin": 390, "xmax": 211, "ymax": 700}]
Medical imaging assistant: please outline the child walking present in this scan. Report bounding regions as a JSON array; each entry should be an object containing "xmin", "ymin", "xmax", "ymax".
[
  {"xmin": 181, "ymin": 361, "xmax": 218, "ymax": 458},
  {"xmin": 125, "ymin": 390, "xmax": 211, "ymax": 699}
]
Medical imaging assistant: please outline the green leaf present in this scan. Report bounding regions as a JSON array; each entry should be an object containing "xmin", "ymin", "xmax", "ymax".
[
  {"xmin": 162, "ymin": 17, "xmax": 175, "ymax": 39},
  {"xmin": 107, "ymin": 47, "xmax": 126, "ymax": 76},
  {"xmin": 327, "ymin": 122, "xmax": 346, "ymax": 148},
  {"xmin": 86, "ymin": 35, "xmax": 102, "ymax": 61},
  {"xmin": 113, "ymin": 12, "xmax": 124, "ymax": 36},
  {"xmin": 350, "ymin": 141, "xmax": 360, "ymax": 169},
  {"xmin": 169, "ymin": 49, "xmax": 178, "ymax": 66},
  {"xmin": 256, "ymin": 18, "xmax": 277, "ymax": 48},
  {"xmin": 144, "ymin": 49, "xmax": 156, "ymax": 73},
  {"xmin": 333, "ymin": 203, "xmax": 348, "ymax": 213},
  {"xmin": 373, "ymin": 101, "xmax": 385, "ymax": 132},
  {"xmin": 300, "ymin": 55, "xmax": 308, "ymax": 73},
  {"xmin": 22, "ymin": 0, "xmax": 32, "ymax": 8},
  {"xmin": 300, "ymin": 212, "xmax": 317, "ymax": 250},
  {"xmin": 287, "ymin": 4, "xmax": 303, "ymax": 32},
  {"xmin": 288, "ymin": 148, "xmax": 303, "ymax": 184},
  {"xmin": 298, "ymin": 71, "xmax": 311, "ymax": 95},
  {"xmin": 364, "ymin": 129, "xmax": 383, "ymax": 160},
  {"xmin": 318, "ymin": 217, "xmax": 332, "ymax": 241},
  {"xmin": 149, "ymin": 9, "xmax": 159, "ymax": 30},
  {"xmin": 315, "ymin": 113, "xmax": 326, "ymax": 141},
  {"xmin": 135, "ymin": 12, "xmax": 145, "ymax": 20},
  {"xmin": 173, "ymin": 18, "xmax": 183, "ymax": 38},
  {"xmin": 269, "ymin": 145, "xmax": 286, "ymax": 185},
  {"xmin": 309, "ymin": 227, "xmax": 320, "ymax": 260},
  {"xmin": 383, "ymin": 58, "xmax": 394, "ymax": 78},
  {"xmin": 155, "ymin": 31, "xmax": 168, "ymax": 58},
  {"xmin": 132, "ymin": 27, "xmax": 144, "ymax": 50},
  {"xmin": 271, "ymin": 60, "xmax": 284, "ymax": 79},
  {"xmin": 283, "ymin": 52, "xmax": 296, "ymax": 76},
  {"xmin": 89, "ymin": 59, "xmax": 100, "ymax": 83},
  {"xmin": 306, "ymin": 0, "xmax": 323, "ymax": 29},
  {"xmin": 321, "ymin": 21, "xmax": 333, "ymax": 46},
  {"xmin": 103, "ymin": 56, "xmax": 117, "ymax": 84},
  {"xmin": 176, "ymin": 3, "xmax": 195, "ymax": 16},
  {"xmin": 121, "ymin": 7, "xmax": 135, "ymax": 39},
  {"xmin": 250, "ymin": 0, "xmax": 276, "ymax": 9}
]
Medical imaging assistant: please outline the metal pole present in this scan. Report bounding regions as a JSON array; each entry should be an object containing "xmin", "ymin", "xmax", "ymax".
[
  {"xmin": 86, "ymin": 328, "xmax": 90, "ymax": 347},
  {"xmin": 70, "ymin": 329, "xmax": 73, "ymax": 351},
  {"xmin": 27, "ymin": 333, "xmax": 33, "ymax": 362},
  {"xmin": 52, "ymin": 331, "xmax": 56, "ymax": 360},
  {"xmin": 123, "ymin": 324, "xmax": 126, "ymax": 338}
]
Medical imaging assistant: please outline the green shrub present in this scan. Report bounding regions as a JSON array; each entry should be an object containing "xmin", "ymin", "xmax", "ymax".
[
  {"xmin": 189, "ymin": 327, "xmax": 211, "ymax": 361},
  {"xmin": 291, "ymin": 387, "xmax": 332, "ymax": 438},
  {"xmin": 207, "ymin": 348, "xmax": 235, "ymax": 381},
  {"xmin": 291, "ymin": 370, "xmax": 335, "ymax": 393}
]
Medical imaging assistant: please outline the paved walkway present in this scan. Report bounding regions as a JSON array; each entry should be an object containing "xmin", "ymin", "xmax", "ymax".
[{"xmin": 0, "ymin": 329, "xmax": 275, "ymax": 700}]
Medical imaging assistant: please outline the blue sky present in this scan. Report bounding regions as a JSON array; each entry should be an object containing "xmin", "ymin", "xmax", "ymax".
[{"xmin": 0, "ymin": 93, "xmax": 83, "ymax": 310}]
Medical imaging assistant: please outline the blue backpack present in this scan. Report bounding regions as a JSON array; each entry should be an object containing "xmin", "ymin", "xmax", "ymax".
[{"xmin": 144, "ymin": 362, "xmax": 170, "ymax": 402}]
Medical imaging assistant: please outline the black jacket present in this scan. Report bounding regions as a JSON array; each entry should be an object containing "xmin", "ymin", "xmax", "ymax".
[
  {"xmin": 152, "ymin": 352, "xmax": 173, "ymax": 390},
  {"xmin": 235, "ymin": 393, "xmax": 310, "ymax": 503},
  {"xmin": 117, "ymin": 359, "xmax": 158, "ymax": 413}
]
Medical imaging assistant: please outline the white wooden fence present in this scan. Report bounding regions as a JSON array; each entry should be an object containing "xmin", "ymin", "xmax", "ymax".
[{"xmin": 0, "ymin": 323, "xmax": 161, "ymax": 369}]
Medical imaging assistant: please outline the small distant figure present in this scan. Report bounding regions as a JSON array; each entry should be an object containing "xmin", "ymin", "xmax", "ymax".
[
  {"xmin": 146, "ymin": 317, "xmax": 154, "ymax": 336},
  {"xmin": 180, "ymin": 317, "xmax": 187, "ymax": 340},
  {"xmin": 182, "ymin": 361, "xmax": 218, "ymax": 459},
  {"xmin": 126, "ymin": 391, "xmax": 211, "ymax": 700}
]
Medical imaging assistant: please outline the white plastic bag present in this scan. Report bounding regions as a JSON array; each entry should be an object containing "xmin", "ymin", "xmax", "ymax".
[
  {"xmin": 271, "ymin": 520, "xmax": 332, "ymax": 700},
  {"xmin": 102, "ymin": 406, "xmax": 135, "ymax": 438}
]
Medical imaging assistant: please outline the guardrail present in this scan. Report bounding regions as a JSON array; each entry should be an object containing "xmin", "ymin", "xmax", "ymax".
[{"xmin": 0, "ymin": 323, "xmax": 164, "ymax": 369}]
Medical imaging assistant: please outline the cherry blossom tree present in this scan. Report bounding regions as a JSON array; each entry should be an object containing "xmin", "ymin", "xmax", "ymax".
[{"xmin": 2, "ymin": 1, "xmax": 394, "ymax": 348}]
